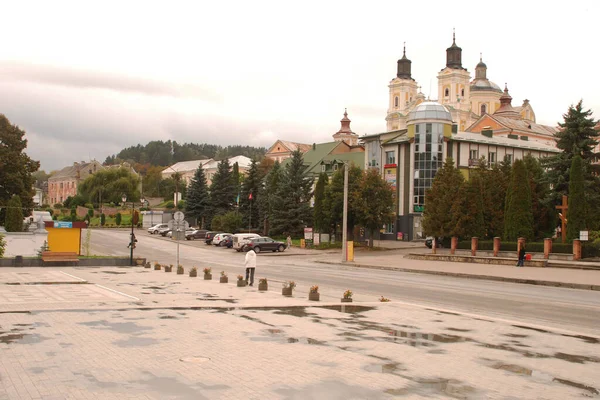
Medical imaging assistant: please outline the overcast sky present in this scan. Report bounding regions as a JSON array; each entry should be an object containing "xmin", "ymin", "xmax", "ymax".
[{"xmin": 1, "ymin": 0, "xmax": 598, "ymax": 171}]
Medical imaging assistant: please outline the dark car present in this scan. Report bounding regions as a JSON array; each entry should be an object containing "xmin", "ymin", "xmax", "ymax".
[
  {"xmin": 243, "ymin": 237, "xmax": 286, "ymax": 253},
  {"xmin": 186, "ymin": 229, "xmax": 208, "ymax": 241},
  {"xmin": 159, "ymin": 228, "xmax": 172, "ymax": 237},
  {"xmin": 205, "ymin": 231, "xmax": 221, "ymax": 245},
  {"xmin": 425, "ymin": 236, "xmax": 444, "ymax": 249},
  {"xmin": 220, "ymin": 236, "xmax": 233, "ymax": 248}
]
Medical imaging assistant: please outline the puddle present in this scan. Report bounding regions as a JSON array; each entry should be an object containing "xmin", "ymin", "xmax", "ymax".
[
  {"xmin": 512, "ymin": 325, "xmax": 548, "ymax": 333},
  {"xmin": 0, "ymin": 333, "xmax": 48, "ymax": 344},
  {"xmin": 196, "ymin": 298, "xmax": 237, "ymax": 304},
  {"xmin": 446, "ymin": 327, "xmax": 471, "ymax": 332},
  {"xmin": 132, "ymin": 371, "xmax": 228, "ymax": 398},
  {"xmin": 113, "ymin": 337, "xmax": 159, "ymax": 347},
  {"xmin": 102, "ymin": 271, "xmax": 127, "ymax": 275},
  {"xmin": 554, "ymin": 352, "xmax": 600, "ymax": 364},
  {"xmin": 561, "ymin": 333, "xmax": 600, "ymax": 344},
  {"xmin": 180, "ymin": 356, "xmax": 210, "ymax": 364},
  {"xmin": 364, "ymin": 362, "xmax": 404, "ymax": 374},
  {"xmin": 504, "ymin": 333, "xmax": 528, "ymax": 338},
  {"xmin": 79, "ymin": 320, "xmax": 152, "ymax": 334},
  {"xmin": 275, "ymin": 379, "xmax": 384, "ymax": 399},
  {"xmin": 239, "ymin": 315, "xmax": 275, "ymax": 326},
  {"xmin": 0, "ymin": 333, "xmax": 25, "ymax": 344},
  {"xmin": 159, "ymin": 316, "xmax": 178, "ymax": 319}
]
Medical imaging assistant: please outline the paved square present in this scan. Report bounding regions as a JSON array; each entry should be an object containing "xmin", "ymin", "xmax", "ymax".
[{"xmin": 1, "ymin": 266, "xmax": 599, "ymax": 399}]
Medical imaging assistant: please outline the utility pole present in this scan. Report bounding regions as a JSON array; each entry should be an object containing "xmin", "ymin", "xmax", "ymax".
[{"xmin": 342, "ymin": 163, "xmax": 349, "ymax": 262}]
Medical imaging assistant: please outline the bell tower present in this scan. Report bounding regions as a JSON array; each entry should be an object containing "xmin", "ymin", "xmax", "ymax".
[{"xmin": 386, "ymin": 43, "xmax": 419, "ymax": 131}]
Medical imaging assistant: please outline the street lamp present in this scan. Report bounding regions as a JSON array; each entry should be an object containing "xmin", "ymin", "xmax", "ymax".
[{"xmin": 122, "ymin": 194, "xmax": 144, "ymax": 266}]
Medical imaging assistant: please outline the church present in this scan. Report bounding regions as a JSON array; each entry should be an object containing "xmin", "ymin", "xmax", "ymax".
[{"xmin": 385, "ymin": 33, "xmax": 537, "ymax": 133}]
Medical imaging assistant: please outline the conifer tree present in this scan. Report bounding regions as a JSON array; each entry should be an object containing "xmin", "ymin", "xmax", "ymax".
[
  {"xmin": 270, "ymin": 150, "xmax": 313, "ymax": 236},
  {"xmin": 313, "ymin": 172, "xmax": 330, "ymax": 234},
  {"xmin": 258, "ymin": 161, "xmax": 283, "ymax": 235},
  {"xmin": 566, "ymin": 155, "xmax": 586, "ymax": 241},
  {"xmin": 453, "ymin": 174, "xmax": 486, "ymax": 239},
  {"xmin": 185, "ymin": 163, "xmax": 210, "ymax": 228},
  {"xmin": 523, "ymin": 154, "xmax": 554, "ymax": 239},
  {"xmin": 209, "ymin": 159, "xmax": 235, "ymax": 220},
  {"xmin": 355, "ymin": 168, "xmax": 395, "ymax": 247},
  {"xmin": 240, "ymin": 159, "xmax": 263, "ymax": 231},
  {"xmin": 423, "ymin": 158, "xmax": 465, "ymax": 238},
  {"xmin": 5, "ymin": 195, "xmax": 24, "ymax": 232},
  {"xmin": 503, "ymin": 160, "xmax": 534, "ymax": 241}
]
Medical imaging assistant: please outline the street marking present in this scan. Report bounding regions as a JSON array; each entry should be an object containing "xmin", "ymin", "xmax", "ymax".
[
  {"xmin": 60, "ymin": 271, "xmax": 88, "ymax": 282},
  {"xmin": 94, "ymin": 284, "xmax": 140, "ymax": 301}
]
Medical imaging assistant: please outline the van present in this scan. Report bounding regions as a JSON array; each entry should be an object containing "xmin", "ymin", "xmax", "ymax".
[{"xmin": 232, "ymin": 233, "xmax": 261, "ymax": 252}]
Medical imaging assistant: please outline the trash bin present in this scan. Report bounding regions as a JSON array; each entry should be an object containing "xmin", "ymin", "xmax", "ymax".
[
  {"xmin": 15, "ymin": 255, "xmax": 23, "ymax": 267},
  {"xmin": 525, "ymin": 253, "xmax": 532, "ymax": 261}
]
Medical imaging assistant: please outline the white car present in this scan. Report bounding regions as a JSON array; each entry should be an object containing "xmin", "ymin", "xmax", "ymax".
[
  {"xmin": 232, "ymin": 233, "xmax": 261, "ymax": 252},
  {"xmin": 167, "ymin": 228, "xmax": 194, "ymax": 238},
  {"xmin": 212, "ymin": 233, "xmax": 233, "ymax": 246},
  {"xmin": 148, "ymin": 224, "xmax": 168, "ymax": 234}
]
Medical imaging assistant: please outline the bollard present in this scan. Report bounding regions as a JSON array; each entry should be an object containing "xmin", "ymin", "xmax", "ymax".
[
  {"xmin": 450, "ymin": 237, "xmax": 458, "ymax": 255},
  {"xmin": 544, "ymin": 238, "xmax": 553, "ymax": 259},
  {"xmin": 493, "ymin": 237, "xmax": 501, "ymax": 257},
  {"xmin": 573, "ymin": 239, "xmax": 582, "ymax": 261},
  {"xmin": 471, "ymin": 237, "xmax": 478, "ymax": 256}
]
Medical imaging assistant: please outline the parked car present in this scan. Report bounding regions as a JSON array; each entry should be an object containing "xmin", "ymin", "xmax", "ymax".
[
  {"xmin": 205, "ymin": 231, "xmax": 221, "ymax": 245},
  {"xmin": 243, "ymin": 237, "xmax": 287, "ymax": 253},
  {"xmin": 425, "ymin": 236, "xmax": 444, "ymax": 249},
  {"xmin": 232, "ymin": 233, "xmax": 261, "ymax": 252},
  {"xmin": 168, "ymin": 228, "xmax": 194, "ymax": 238},
  {"xmin": 158, "ymin": 227, "xmax": 172, "ymax": 237},
  {"xmin": 220, "ymin": 236, "xmax": 234, "ymax": 248},
  {"xmin": 212, "ymin": 233, "xmax": 233, "ymax": 246},
  {"xmin": 148, "ymin": 224, "xmax": 168, "ymax": 234},
  {"xmin": 186, "ymin": 229, "xmax": 208, "ymax": 240}
]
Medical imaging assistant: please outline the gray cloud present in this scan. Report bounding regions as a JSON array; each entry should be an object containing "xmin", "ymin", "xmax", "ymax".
[{"xmin": 0, "ymin": 61, "xmax": 222, "ymax": 101}]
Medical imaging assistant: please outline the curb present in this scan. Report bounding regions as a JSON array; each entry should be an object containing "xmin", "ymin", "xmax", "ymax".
[{"xmin": 315, "ymin": 260, "xmax": 600, "ymax": 291}]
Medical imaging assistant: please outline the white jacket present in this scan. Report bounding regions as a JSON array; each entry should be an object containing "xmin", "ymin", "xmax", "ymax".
[{"xmin": 244, "ymin": 249, "xmax": 257, "ymax": 268}]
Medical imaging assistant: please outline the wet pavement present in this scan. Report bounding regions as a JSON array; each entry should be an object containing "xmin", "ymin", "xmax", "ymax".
[{"xmin": 0, "ymin": 266, "xmax": 599, "ymax": 399}]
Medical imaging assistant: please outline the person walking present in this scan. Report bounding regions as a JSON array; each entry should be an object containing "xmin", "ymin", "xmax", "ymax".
[
  {"xmin": 516, "ymin": 245, "xmax": 526, "ymax": 267},
  {"xmin": 286, "ymin": 235, "xmax": 292, "ymax": 249},
  {"xmin": 244, "ymin": 249, "xmax": 257, "ymax": 286}
]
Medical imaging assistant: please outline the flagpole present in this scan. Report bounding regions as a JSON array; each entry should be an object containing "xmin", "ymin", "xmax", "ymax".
[{"xmin": 248, "ymin": 192, "xmax": 252, "ymax": 233}]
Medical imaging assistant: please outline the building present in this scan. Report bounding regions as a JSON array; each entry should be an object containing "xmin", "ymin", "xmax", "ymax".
[
  {"xmin": 48, "ymin": 160, "xmax": 104, "ymax": 205},
  {"xmin": 265, "ymin": 141, "xmax": 312, "ymax": 163},
  {"xmin": 363, "ymin": 102, "xmax": 559, "ymax": 241},
  {"xmin": 161, "ymin": 155, "xmax": 253, "ymax": 187},
  {"xmin": 386, "ymin": 34, "xmax": 538, "ymax": 133}
]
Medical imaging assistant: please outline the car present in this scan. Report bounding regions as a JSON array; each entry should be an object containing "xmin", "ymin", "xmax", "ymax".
[
  {"xmin": 148, "ymin": 224, "xmax": 168, "ymax": 234},
  {"xmin": 212, "ymin": 233, "xmax": 233, "ymax": 246},
  {"xmin": 232, "ymin": 233, "xmax": 261, "ymax": 252},
  {"xmin": 220, "ymin": 236, "xmax": 233, "ymax": 248},
  {"xmin": 186, "ymin": 229, "xmax": 208, "ymax": 240},
  {"xmin": 168, "ymin": 228, "xmax": 194, "ymax": 238},
  {"xmin": 158, "ymin": 227, "xmax": 172, "ymax": 237},
  {"xmin": 425, "ymin": 236, "xmax": 443, "ymax": 249},
  {"xmin": 205, "ymin": 231, "xmax": 221, "ymax": 245},
  {"xmin": 243, "ymin": 237, "xmax": 287, "ymax": 253}
]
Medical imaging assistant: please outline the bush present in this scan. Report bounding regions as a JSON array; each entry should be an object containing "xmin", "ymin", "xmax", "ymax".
[
  {"xmin": 100, "ymin": 213, "xmax": 106, "ymax": 226},
  {"xmin": 84, "ymin": 203, "xmax": 94, "ymax": 209},
  {"xmin": 582, "ymin": 239, "xmax": 600, "ymax": 259},
  {"xmin": 0, "ymin": 234, "xmax": 6, "ymax": 258},
  {"xmin": 165, "ymin": 201, "xmax": 175, "ymax": 209},
  {"xmin": 177, "ymin": 200, "xmax": 186, "ymax": 210},
  {"xmin": 5, "ymin": 195, "xmax": 24, "ymax": 232},
  {"xmin": 87, "ymin": 209, "xmax": 94, "ymax": 218},
  {"xmin": 115, "ymin": 213, "xmax": 122, "ymax": 226},
  {"xmin": 53, "ymin": 203, "xmax": 63, "ymax": 209}
]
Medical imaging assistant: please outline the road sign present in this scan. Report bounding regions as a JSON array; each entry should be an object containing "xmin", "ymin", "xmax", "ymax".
[
  {"xmin": 168, "ymin": 220, "xmax": 189, "ymax": 231},
  {"xmin": 174, "ymin": 211, "xmax": 185, "ymax": 222},
  {"xmin": 53, "ymin": 221, "xmax": 72, "ymax": 228}
]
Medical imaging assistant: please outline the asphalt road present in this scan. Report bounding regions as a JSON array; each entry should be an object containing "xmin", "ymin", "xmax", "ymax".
[{"xmin": 88, "ymin": 228, "xmax": 600, "ymax": 337}]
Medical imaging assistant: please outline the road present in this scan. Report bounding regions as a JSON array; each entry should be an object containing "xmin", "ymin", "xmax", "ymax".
[{"xmin": 88, "ymin": 228, "xmax": 600, "ymax": 337}]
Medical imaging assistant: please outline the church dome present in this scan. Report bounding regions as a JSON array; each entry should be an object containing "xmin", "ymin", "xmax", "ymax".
[
  {"xmin": 408, "ymin": 102, "xmax": 452, "ymax": 123},
  {"xmin": 470, "ymin": 79, "xmax": 503, "ymax": 93}
]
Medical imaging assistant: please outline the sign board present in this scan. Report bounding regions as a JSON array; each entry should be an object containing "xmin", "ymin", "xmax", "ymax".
[
  {"xmin": 168, "ymin": 220, "xmax": 189, "ymax": 231},
  {"xmin": 413, "ymin": 205, "xmax": 424, "ymax": 213},
  {"xmin": 313, "ymin": 234, "xmax": 320, "ymax": 246},
  {"xmin": 580, "ymin": 231, "xmax": 589, "ymax": 241},
  {"xmin": 304, "ymin": 227, "xmax": 313, "ymax": 240},
  {"xmin": 174, "ymin": 211, "xmax": 185, "ymax": 222},
  {"xmin": 53, "ymin": 221, "xmax": 72, "ymax": 228}
]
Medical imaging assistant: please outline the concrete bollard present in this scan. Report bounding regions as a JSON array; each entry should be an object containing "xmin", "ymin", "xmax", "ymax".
[
  {"xmin": 544, "ymin": 238, "xmax": 553, "ymax": 259},
  {"xmin": 450, "ymin": 237, "xmax": 458, "ymax": 255},
  {"xmin": 471, "ymin": 237, "xmax": 478, "ymax": 256},
  {"xmin": 493, "ymin": 237, "xmax": 501, "ymax": 257},
  {"xmin": 573, "ymin": 239, "xmax": 582, "ymax": 261}
]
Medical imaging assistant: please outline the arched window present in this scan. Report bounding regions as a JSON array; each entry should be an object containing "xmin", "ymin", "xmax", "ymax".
[
  {"xmin": 394, "ymin": 96, "xmax": 399, "ymax": 107},
  {"xmin": 480, "ymin": 104, "xmax": 487, "ymax": 114},
  {"xmin": 461, "ymin": 88, "xmax": 465, "ymax": 97},
  {"xmin": 444, "ymin": 88, "xmax": 449, "ymax": 97}
]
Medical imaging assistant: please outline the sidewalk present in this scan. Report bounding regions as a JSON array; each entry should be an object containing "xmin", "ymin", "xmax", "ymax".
[{"xmin": 315, "ymin": 250, "xmax": 600, "ymax": 291}]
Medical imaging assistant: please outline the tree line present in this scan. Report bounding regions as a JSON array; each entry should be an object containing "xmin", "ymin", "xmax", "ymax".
[{"xmin": 423, "ymin": 101, "xmax": 600, "ymax": 242}]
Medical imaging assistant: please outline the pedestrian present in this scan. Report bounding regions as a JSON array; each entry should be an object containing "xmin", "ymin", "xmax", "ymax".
[
  {"xmin": 516, "ymin": 245, "xmax": 526, "ymax": 267},
  {"xmin": 245, "ymin": 248, "xmax": 257, "ymax": 286},
  {"xmin": 286, "ymin": 235, "xmax": 292, "ymax": 249}
]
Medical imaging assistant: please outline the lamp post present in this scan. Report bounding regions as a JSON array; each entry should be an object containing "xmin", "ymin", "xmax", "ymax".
[{"xmin": 122, "ymin": 194, "xmax": 144, "ymax": 266}]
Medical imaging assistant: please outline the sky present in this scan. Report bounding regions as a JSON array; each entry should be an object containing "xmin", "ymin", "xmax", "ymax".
[{"xmin": 1, "ymin": 0, "xmax": 599, "ymax": 171}]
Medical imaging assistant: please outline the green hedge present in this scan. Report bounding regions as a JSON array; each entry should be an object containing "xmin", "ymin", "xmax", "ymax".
[{"xmin": 456, "ymin": 240, "xmax": 573, "ymax": 254}]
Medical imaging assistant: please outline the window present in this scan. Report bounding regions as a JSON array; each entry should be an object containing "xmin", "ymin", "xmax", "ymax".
[
  {"xmin": 321, "ymin": 164, "xmax": 326, "ymax": 172},
  {"xmin": 505, "ymin": 154, "xmax": 513, "ymax": 164},
  {"xmin": 488, "ymin": 152, "xmax": 496, "ymax": 164},
  {"xmin": 444, "ymin": 88, "xmax": 449, "ymax": 97},
  {"xmin": 333, "ymin": 164, "xmax": 338, "ymax": 171},
  {"xmin": 461, "ymin": 88, "xmax": 465, "ymax": 97},
  {"xmin": 413, "ymin": 123, "xmax": 444, "ymax": 206},
  {"xmin": 481, "ymin": 104, "xmax": 487, "ymax": 114},
  {"xmin": 385, "ymin": 151, "xmax": 396, "ymax": 165},
  {"xmin": 384, "ymin": 223, "xmax": 394, "ymax": 234},
  {"xmin": 394, "ymin": 96, "xmax": 399, "ymax": 107},
  {"xmin": 469, "ymin": 149, "xmax": 478, "ymax": 160}
]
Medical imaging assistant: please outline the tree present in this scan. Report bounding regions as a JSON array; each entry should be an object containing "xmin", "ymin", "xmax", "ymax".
[
  {"xmin": 452, "ymin": 173, "xmax": 486, "ymax": 239},
  {"xmin": 115, "ymin": 213, "xmax": 122, "ymax": 226},
  {"xmin": 220, "ymin": 211, "xmax": 243, "ymax": 233},
  {"xmin": 355, "ymin": 169, "xmax": 395, "ymax": 247},
  {"xmin": 543, "ymin": 101, "xmax": 600, "ymax": 227},
  {"xmin": 422, "ymin": 158, "xmax": 465, "ymax": 238},
  {"xmin": 523, "ymin": 155, "xmax": 554, "ymax": 239},
  {"xmin": 5, "ymin": 195, "xmax": 24, "ymax": 232},
  {"xmin": 209, "ymin": 159, "xmax": 235, "ymax": 218},
  {"xmin": 78, "ymin": 168, "xmax": 140, "ymax": 207},
  {"xmin": 313, "ymin": 173, "xmax": 330, "ymax": 233},
  {"xmin": 323, "ymin": 163, "xmax": 362, "ymax": 239},
  {"xmin": 0, "ymin": 234, "xmax": 6, "ymax": 258},
  {"xmin": 270, "ymin": 150, "xmax": 314, "ymax": 236},
  {"xmin": 567, "ymin": 155, "xmax": 586, "ymax": 241},
  {"xmin": 0, "ymin": 114, "xmax": 40, "ymax": 225},
  {"xmin": 503, "ymin": 160, "xmax": 534, "ymax": 241},
  {"xmin": 185, "ymin": 164, "xmax": 210, "ymax": 228},
  {"xmin": 240, "ymin": 159, "xmax": 263, "ymax": 231},
  {"xmin": 232, "ymin": 162, "xmax": 241, "ymax": 201},
  {"xmin": 258, "ymin": 161, "xmax": 283, "ymax": 235}
]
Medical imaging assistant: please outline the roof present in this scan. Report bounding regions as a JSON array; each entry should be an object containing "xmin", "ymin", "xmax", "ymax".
[
  {"xmin": 320, "ymin": 152, "xmax": 364, "ymax": 169},
  {"xmin": 470, "ymin": 79, "xmax": 502, "ymax": 93},
  {"xmin": 408, "ymin": 102, "xmax": 452, "ymax": 123},
  {"xmin": 360, "ymin": 129, "xmax": 406, "ymax": 141},
  {"xmin": 384, "ymin": 130, "xmax": 410, "ymax": 145},
  {"xmin": 49, "ymin": 161, "xmax": 101, "ymax": 181},
  {"xmin": 489, "ymin": 115, "xmax": 558, "ymax": 137},
  {"xmin": 452, "ymin": 131, "xmax": 559, "ymax": 152},
  {"xmin": 281, "ymin": 141, "xmax": 341, "ymax": 172},
  {"xmin": 269, "ymin": 140, "xmax": 312, "ymax": 154},
  {"xmin": 202, "ymin": 155, "xmax": 253, "ymax": 171},
  {"xmin": 162, "ymin": 159, "xmax": 212, "ymax": 174}
]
